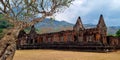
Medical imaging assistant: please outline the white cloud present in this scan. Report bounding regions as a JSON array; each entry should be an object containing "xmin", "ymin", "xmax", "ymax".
[
  {"xmin": 55, "ymin": 0, "xmax": 84, "ymax": 22},
  {"xmin": 55, "ymin": 0, "xmax": 120, "ymax": 26},
  {"xmin": 109, "ymin": 0, "xmax": 120, "ymax": 10}
]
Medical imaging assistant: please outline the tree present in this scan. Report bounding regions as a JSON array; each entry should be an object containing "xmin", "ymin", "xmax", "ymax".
[
  {"xmin": 116, "ymin": 29, "xmax": 120, "ymax": 37},
  {"xmin": 0, "ymin": 20, "xmax": 12, "ymax": 39},
  {"xmin": 0, "ymin": 0, "xmax": 74, "ymax": 60}
]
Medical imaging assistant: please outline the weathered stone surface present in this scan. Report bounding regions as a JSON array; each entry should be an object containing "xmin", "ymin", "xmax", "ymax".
[{"xmin": 17, "ymin": 15, "xmax": 120, "ymax": 49}]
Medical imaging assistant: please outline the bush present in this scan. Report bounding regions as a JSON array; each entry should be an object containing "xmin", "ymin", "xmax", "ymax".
[
  {"xmin": 116, "ymin": 29, "xmax": 120, "ymax": 37},
  {"xmin": 0, "ymin": 29, "xmax": 3, "ymax": 33},
  {"xmin": 0, "ymin": 20, "xmax": 12, "ymax": 28}
]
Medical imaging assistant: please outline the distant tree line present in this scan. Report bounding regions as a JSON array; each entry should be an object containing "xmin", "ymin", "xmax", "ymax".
[
  {"xmin": 0, "ymin": 14, "xmax": 13, "ymax": 39},
  {"xmin": 116, "ymin": 29, "xmax": 120, "ymax": 37},
  {"xmin": 0, "ymin": 20, "xmax": 12, "ymax": 39}
]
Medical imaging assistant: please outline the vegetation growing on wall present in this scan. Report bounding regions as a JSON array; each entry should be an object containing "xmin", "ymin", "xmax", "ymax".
[{"xmin": 116, "ymin": 29, "xmax": 120, "ymax": 37}]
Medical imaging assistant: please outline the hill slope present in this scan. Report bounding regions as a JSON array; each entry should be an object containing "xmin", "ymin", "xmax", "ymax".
[
  {"xmin": 35, "ymin": 18, "xmax": 73, "ymax": 33},
  {"xmin": 34, "ymin": 18, "xmax": 120, "ymax": 35}
]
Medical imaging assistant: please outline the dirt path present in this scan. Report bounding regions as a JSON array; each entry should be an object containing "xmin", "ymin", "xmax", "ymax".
[{"xmin": 13, "ymin": 49, "xmax": 120, "ymax": 60}]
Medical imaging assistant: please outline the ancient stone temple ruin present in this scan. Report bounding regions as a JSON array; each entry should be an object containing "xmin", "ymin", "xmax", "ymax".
[{"xmin": 17, "ymin": 15, "xmax": 120, "ymax": 51}]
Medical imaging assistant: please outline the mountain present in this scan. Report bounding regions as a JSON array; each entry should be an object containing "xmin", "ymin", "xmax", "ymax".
[
  {"xmin": 107, "ymin": 26, "xmax": 120, "ymax": 35},
  {"xmin": 84, "ymin": 24, "xmax": 120, "ymax": 35},
  {"xmin": 83, "ymin": 24, "xmax": 120, "ymax": 35},
  {"xmin": 83, "ymin": 24, "xmax": 96, "ymax": 29},
  {"xmin": 35, "ymin": 18, "xmax": 73, "ymax": 34},
  {"xmin": 36, "ymin": 18, "xmax": 73, "ymax": 28},
  {"xmin": 34, "ymin": 18, "xmax": 120, "ymax": 35}
]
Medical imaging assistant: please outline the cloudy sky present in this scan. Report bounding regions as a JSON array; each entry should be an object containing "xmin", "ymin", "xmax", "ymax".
[{"xmin": 55, "ymin": 0, "xmax": 120, "ymax": 26}]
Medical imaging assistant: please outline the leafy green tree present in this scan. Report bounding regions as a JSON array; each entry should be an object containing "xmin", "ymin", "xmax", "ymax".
[
  {"xmin": 0, "ymin": 14, "xmax": 13, "ymax": 39},
  {"xmin": 0, "ymin": 29, "xmax": 4, "ymax": 40},
  {"xmin": 116, "ymin": 29, "xmax": 120, "ymax": 37},
  {"xmin": 0, "ymin": 0, "xmax": 74, "ymax": 60},
  {"xmin": 0, "ymin": 29, "xmax": 2, "ymax": 33},
  {"xmin": 0, "ymin": 20, "xmax": 12, "ymax": 28}
]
